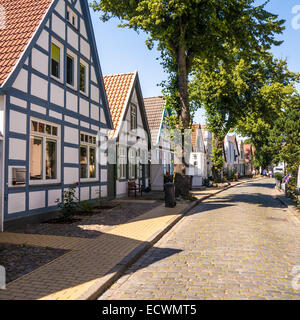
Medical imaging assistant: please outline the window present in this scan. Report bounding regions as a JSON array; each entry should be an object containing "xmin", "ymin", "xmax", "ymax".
[
  {"xmin": 51, "ymin": 43, "xmax": 60, "ymax": 78},
  {"xmin": 128, "ymin": 148, "xmax": 136, "ymax": 180},
  {"xmin": 130, "ymin": 104, "xmax": 137, "ymax": 130},
  {"xmin": 80, "ymin": 133, "xmax": 97, "ymax": 179},
  {"xmin": 136, "ymin": 149, "xmax": 142, "ymax": 179},
  {"xmin": 162, "ymin": 151, "xmax": 167, "ymax": 174},
  {"xmin": 117, "ymin": 146, "xmax": 127, "ymax": 180},
  {"xmin": 156, "ymin": 149, "xmax": 160, "ymax": 162},
  {"xmin": 67, "ymin": 7, "xmax": 77, "ymax": 28},
  {"xmin": 66, "ymin": 55, "xmax": 74, "ymax": 86},
  {"xmin": 80, "ymin": 63, "xmax": 86, "ymax": 93},
  {"xmin": 30, "ymin": 119, "xmax": 60, "ymax": 183}
]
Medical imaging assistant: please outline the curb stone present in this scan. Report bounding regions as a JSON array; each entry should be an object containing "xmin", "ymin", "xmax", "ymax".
[{"xmin": 81, "ymin": 177, "xmax": 261, "ymax": 300}]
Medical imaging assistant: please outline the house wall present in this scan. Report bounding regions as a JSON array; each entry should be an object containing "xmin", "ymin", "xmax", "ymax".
[
  {"xmin": 0, "ymin": 95, "xmax": 5, "ymax": 231},
  {"xmin": 224, "ymin": 137, "xmax": 235, "ymax": 170},
  {"xmin": 3, "ymin": 0, "xmax": 110, "ymax": 222},
  {"xmin": 202, "ymin": 129, "xmax": 212, "ymax": 177},
  {"xmin": 187, "ymin": 128, "xmax": 207, "ymax": 187},
  {"xmin": 115, "ymin": 87, "xmax": 149, "ymax": 197},
  {"xmin": 150, "ymin": 110, "xmax": 174, "ymax": 191}
]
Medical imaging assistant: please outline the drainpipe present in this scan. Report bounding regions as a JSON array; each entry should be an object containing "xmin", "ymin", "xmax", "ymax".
[{"xmin": 0, "ymin": 95, "xmax": 6, "ymax": 232}]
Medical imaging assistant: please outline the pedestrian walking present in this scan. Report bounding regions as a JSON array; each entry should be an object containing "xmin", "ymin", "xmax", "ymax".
[{"xmin": 268, "ymin": 170, "xmax": 273, "ymax": 178}]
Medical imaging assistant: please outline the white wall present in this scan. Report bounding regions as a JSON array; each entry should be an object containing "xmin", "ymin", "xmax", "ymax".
[
  {"xmin": 5, "ymin": 0, "xmax": 110, "ymax": 219},
  {"xmin": 115, "ymin": 87, "xmax": 149, "ymax": 197}
]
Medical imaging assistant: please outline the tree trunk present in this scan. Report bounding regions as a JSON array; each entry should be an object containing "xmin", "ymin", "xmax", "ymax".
[
  {"xmin": 173, "ymin": 44, "xmax": 192, "ymax": 197},
  {"xmin": 212, "ymin": 137, "xmax": 225, "ymax": 182}
]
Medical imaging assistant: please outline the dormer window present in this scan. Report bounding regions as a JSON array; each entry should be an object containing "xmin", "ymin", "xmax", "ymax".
[{"xmin": 67, "ymin": 7, "xmax": 77, "ymax": 28}]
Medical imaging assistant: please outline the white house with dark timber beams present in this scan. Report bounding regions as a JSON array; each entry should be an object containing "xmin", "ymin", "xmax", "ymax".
[
  {"xmin": 0, "ymin": 0, "xmax": 113, "ymax": 231},
  {"xmin": 187, "ymin": 124, "xmax": 207, "ymax": 188},
  {"xmin": 144, "ymin": 96, "xmax": 174, "ymax": 191},
  {"xmin": 103, "ymin": 72, "xmax": 151, "ymax": 199}
]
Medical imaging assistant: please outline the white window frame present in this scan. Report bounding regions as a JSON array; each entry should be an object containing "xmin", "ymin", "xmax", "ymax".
[
  {"xmin": 80, "ymin": 132, "xmax": 98, "ymax": 182},
  {"xmin": 29, "ymin": 118, "xmax": 61, "ymax": 185},
  {"xmin": 128, "ymin": 147, "xmax": 136, "ymax": 180},
  {"xmin": 156, "ymin": 148, "xmax": 160, "ymax": 162},
  {"xmin": 67, "ymin": 7, "xmax": 78, "ymax": 29},
  {"xmin": 66, "ymin": 49, "xmax": 77, "ymax": 90},
  {"xmin": 50, "ymin": 38, "xmax": 64, "ymax": 83},
  {"xmin": 79, "ymin": 59, "xmax": 89, "ymax": 96},
  {"xmin": 130, "ymin": 103, "xmax": 137, "ymax": 131},
  {"xmin": 117, "ymin": 145, "xmax": 127, "ymax": 180},
  {"xmin": 136, "ymin": 149, "xmax": 143, "ymax": 179}
]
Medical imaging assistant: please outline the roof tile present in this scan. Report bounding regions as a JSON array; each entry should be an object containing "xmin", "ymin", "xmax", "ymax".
[
  {"xmin": 0, "ymin": 0, "xmax": 53, "ymax": 86},
  {"xmin": 103, "ymin": 73, "xmax": 135, "ymax": 137},
  {"xmin": 143, "ymin": 96, "xmax": 165, "ymax": 145}
]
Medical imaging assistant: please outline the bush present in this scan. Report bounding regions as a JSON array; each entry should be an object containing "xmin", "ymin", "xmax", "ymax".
[
  {"xmin": 274, "ymin": 172, "xmax": 283, "ymax": 183},
  {"xmin": 224, "ymin": 168, "xmax": 236, "ymax": 181},
  {"xmin": 78, "ymin": 201, "xmax": 94, "ymax": 213},
  {"xmin": 56, "ymin": 183, "xmax": 78, "ymax": 219}
]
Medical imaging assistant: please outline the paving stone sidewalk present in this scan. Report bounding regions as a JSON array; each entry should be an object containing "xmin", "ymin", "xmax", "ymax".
[{"xmin": 0, "ymin": 180, "xmax": 249, "ymax": 300}]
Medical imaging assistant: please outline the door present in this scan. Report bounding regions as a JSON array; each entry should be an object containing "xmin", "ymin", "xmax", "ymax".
[{"xmin": 107, "ymin": 163, "xmax": 116, "ymax": 199}]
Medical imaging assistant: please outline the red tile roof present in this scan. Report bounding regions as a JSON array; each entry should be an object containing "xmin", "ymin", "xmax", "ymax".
[
  {"xmin": 0, "ymin": 0, "xmax": 53, "ymax": 86},
  {"xmin": 244, "ymin": 144, "xmax": 253, "ymax": 163},
  {"xmin": 143, "ymin": 96, "xmax": 165, "ymax": 145},
  {"xmin": 103, "ymin": 72, "xmax": 135, "ymax": 137},
  {"xmin": 192, "ymin": 124, "xmax": 200, "ymax": 152}
]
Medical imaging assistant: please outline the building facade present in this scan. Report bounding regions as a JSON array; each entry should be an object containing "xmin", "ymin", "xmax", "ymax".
[
  {"xmin": 0, "ymin": 0, "xmax": 113, "ymax": 231},
  {"xmin": 104, "ymin": 72, "xmax": 151, "ymax": 198},
  {"xmin": 144, "ymin": 96, "xmax": 174, "ymax": 191},
  {"xmin": 187, "ymin": 124, "xmax": 207, "ymax": 187}
]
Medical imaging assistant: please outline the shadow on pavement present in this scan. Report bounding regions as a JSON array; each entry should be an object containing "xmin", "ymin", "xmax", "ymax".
[{"xmin": 0, "ymin": 231, "xmax": 182, "ymax": 300}]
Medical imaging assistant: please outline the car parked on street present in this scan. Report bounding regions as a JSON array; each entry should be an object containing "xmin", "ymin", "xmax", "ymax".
[{"xmin": 274, "ymin": 167, "xmax": 284, "ymax": 174}]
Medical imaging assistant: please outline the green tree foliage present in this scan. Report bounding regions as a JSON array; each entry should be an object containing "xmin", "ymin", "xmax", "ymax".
[
  {"xmin": 91, "ymin": 0, "xmax": 284, "ymax": 128},
  {"xmin": 91, "ymin": 0, "xmax": 286, "ymax": 191},
  {"xmin": 269, "ymin": 103, "xmax": 300, "ymax": 197},
  {"xmin": 191, "ymin": 48, "xmax": 299, "ymax": 176}
]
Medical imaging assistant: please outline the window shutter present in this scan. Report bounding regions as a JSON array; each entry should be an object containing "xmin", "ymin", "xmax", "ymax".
[{"xmin": 51, "ymin": 43, "xmax": 60, "ymax": 62}]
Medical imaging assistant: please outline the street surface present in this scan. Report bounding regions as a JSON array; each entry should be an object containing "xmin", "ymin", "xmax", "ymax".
[{"xmin": 100, "ymin": 179, "xmax": 300, "ymax": 300}]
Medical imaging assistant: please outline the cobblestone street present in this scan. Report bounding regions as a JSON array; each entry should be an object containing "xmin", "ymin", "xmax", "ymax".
[{"xmin": 100, "ymin": 179, "xmax": 300, "ymax": 300}]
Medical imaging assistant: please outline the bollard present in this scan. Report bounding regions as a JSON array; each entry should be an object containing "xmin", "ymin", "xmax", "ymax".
[{"xmin": 164, "ymin": 182, "xmax": 176, "ymax": 208}]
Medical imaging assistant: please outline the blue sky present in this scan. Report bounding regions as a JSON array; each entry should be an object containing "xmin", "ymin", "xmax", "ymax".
[{"xmin": 89, "ymin": 0, "xmax": 300, "ymax": 124}]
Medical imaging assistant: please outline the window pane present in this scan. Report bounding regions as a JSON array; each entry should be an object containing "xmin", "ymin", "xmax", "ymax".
[
  {"xmin": 130, "ymin": 105, "xmax": 137, "ymax": 130},
  {"xmin": 52, "ymin": 126, "xmax": 57, "ymax": 136},
  {"xmin": 89, "ymin": 147, "xmax": 96, "ymax": 178},
  {"xmin": 80, "ymin": 64, "xmax": 86, "ymax": 92},
  {"xmin": 38, "ymin": 122, "xmax": 45, "ymax": 133},
  {"xmin": 51, "ymin": 43, "xmax": 60, "ymax": 78},
  {"xmin": 81, "ymin": 134, "xmax": 84, "ymax": 142},
  {"xmin": 51, "ymin": 43, "xmax": 60, "ymax": 61},
  {"xmin": 46, "ymin": 140, "xmax": 57, "ymax": 180},
  {"xmin": 80, "ymin": 146, "xmax": 88, "ymax": 178},
  {"xmin": 66, "ymin": 55, "xmax": 74, "ymax": 86},
  {"xmin": 31, "ymin": 121, "xmax": 38, "ymax": 132},
  {"xmin": 46, "ymin": 124, "xmax": 51, "ymax": 135},
  {"xmin": 30, "ymin": 136, "xmax": 43, "ymax": 180}
]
